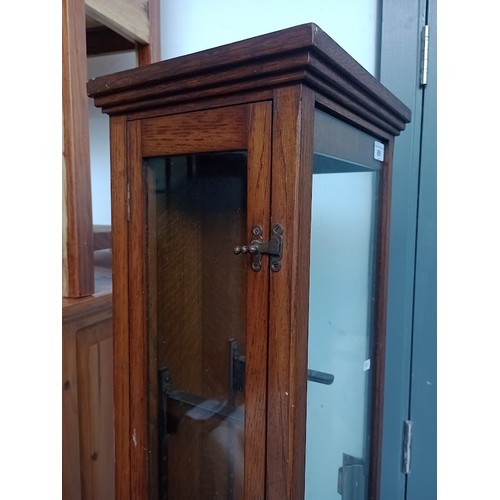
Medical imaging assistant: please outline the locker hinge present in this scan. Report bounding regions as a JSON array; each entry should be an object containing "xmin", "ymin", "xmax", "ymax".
[
  {"xmin": 420, "ymin": 25, "xmax": 430, "ymax": 86},
  {"xmin": 402, "ymin": 420, "xmax": 413, "ymax": 474}
]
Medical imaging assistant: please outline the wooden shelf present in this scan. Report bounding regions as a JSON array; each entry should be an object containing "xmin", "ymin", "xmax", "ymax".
[
  {"xmin": 85, "ymin": 0, "xmax": 151, "ymax": 45},
  {"xmin": 86, "ymin": 25, "xmax": 135, "ymax": 56}
]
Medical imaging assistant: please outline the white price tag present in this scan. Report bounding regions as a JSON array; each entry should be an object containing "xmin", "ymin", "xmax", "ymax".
[
  {"xmin": 374, "ymin": 141, "xmax": 385, "ymax": 162},
  {"xmin": 363, "ymin": 359, "xmax": 371, "ymax": 371}
]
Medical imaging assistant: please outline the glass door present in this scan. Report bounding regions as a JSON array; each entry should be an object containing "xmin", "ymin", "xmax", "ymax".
[
  {"xmin": 141, "ymin": 103, "xmax": 272, "ymax": 499},
  {"xmin": 305, "ymin": 109, "xmax": 386, "ymax": 500}
]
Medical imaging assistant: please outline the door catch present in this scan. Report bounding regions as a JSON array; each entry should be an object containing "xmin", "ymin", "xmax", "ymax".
[{"xmin": 234, "ymin": 224, "xmax": 283, "ymax": 272}]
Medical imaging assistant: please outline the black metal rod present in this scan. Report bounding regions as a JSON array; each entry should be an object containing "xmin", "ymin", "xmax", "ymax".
[
  {"xmin": 307, "ymin": 369, "xmax": 334, "ymax": 385},
  {"xmin": 158, "ymin": 368, "xmax": 171, "ymax": 500}
]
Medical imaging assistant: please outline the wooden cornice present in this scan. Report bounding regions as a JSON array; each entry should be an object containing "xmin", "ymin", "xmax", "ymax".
[{"xmin": 88, "ymin": 23, "xmax": 411, "ymax": 135}]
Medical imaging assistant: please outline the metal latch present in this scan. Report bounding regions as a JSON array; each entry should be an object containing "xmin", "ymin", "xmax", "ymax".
[
  {"xmin": 233, "ymin": 224, "xmax": 283, "ymax": 272},
  {"xmin": 337, "ymin": 453, "xmax": 366, "ymax": 499}
]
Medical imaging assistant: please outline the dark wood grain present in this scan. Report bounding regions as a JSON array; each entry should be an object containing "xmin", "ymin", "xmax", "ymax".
[
  {"xmin": 63, "ymin": 0, "xmax": 94, "ymax": 298},
  {"xmin": 110, "ymin": 115, "xmax": 131, "ymax": 500},
  {"xmin": 141, "ymin": 106, "xmax": 249, "ymax": 157},
  {"xmin": 123, "ymin": 89, "xmax": 274, "ymax": 122},
  {"xmin": 88, "ymin": 23, "xmax": 410, "ymax": 136},
  {"xmin": 128, "ymin": 120, "xmax": 149, "ymax": 499},
  {"xmin": 266, "ymin": 85, "xmax": 315, "ymax": 500},
  {"xmin": 95, "ymin": 74, "xmax": 302, "ymax": 117},
  {"xmin": 244, "ymin": 101, "xmax": 272, "ymax": 499},
  {"xmin": 86, "ymin": 26, "xmax": 135, "ymax": 56},
  {"xmin": 88, "ymin": 24, "xmax": 316, "ymax": 93},
  {"xmin": 368, "ymin": 137, "xmax": 395, "ymax": 500},
  {"xmin": 91, "ymin": 53, "xmax": 309, "ymax": 110}
]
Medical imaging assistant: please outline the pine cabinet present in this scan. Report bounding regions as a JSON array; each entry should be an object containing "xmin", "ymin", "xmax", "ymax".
[{"xmin": 88, "ymin": 23, "xmax": 410, "ymax": 500}]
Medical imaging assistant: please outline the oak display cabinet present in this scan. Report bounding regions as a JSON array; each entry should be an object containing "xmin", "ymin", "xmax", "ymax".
[{"xmin": 88, "ymin": 23, "xmax": 410, "ymax": 500}]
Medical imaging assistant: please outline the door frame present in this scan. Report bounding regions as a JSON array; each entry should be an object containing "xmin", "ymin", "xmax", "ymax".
[
  {"xmin": 113, "ymin": 101, "xmax": 273, "ymax": 499},
  {"xmin": 379, "ymin": 0, "xmax": 437, "ymax": 498}
]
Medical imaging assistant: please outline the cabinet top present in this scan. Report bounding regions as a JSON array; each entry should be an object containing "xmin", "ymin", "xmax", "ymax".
[{"xmin": 88, "ymin": 23, "xmax": 410, "ymax": 134}]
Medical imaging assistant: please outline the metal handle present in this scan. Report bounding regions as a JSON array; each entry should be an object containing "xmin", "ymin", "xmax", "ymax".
[{"xmin": 308, "ymin": 369, "xmax": 334, "ymax": 385}]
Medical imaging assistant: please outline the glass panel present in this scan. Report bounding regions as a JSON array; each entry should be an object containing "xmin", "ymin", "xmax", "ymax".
[
  {"xmin": 146, "ymin": 152, "xmax": 247, "ymax": 500},
  {"xmin": 88, "ymin": 52, "xmax": 136, "ymax": 293},
  {"xmin": 305, "ymin": 110, "xmax": 382, "ymax": 500}
]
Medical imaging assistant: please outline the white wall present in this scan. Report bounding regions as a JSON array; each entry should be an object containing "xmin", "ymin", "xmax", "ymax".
[
  {"xmin": 88, "ymin": 52, "xmax": 137, "ymax": 225},
  {"xmin": 89, "ymin": 0, "xmax": 380, "ymax": 225},
  {"xmin": 160, "ymin": 0, "xmax": 380, "ymax": 75}
]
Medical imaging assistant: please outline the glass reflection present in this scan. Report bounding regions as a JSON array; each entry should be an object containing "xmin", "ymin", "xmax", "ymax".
[
  {"xmin": 147, "ymin": 152, "xmax": 247, "ymax": 499},
  {"xmin": 305, "ymin": 111, "xmax": 382, "ymax": 500}
]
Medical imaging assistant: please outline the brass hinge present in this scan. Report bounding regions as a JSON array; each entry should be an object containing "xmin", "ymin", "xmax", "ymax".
[
  {"xmin": 420, "ymin": 25, "xmax": 430, "ymax": 86},
  {"xmin": 402, "ymin": 419, "xmax": 413, "ymax": 474}
]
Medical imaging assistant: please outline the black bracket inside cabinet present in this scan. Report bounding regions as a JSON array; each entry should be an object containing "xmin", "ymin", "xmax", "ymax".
[
  {"xmin": 307, "ymin": 369, "xmax": 335, "ymax": 385},
  {"xmin": 158, "ymin": 340, "xmax": 246, "ymax": 436},
  {"xmin": 158, "ymin": 338, "xmax": 334, "ymax": 438},
  {"xmin": 228, "ymin": 338, "xmax": 245, "ymax": 403},
  {"xmin": 337, "ymin": 453, "xmax": 366, "ymax": 500}
]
